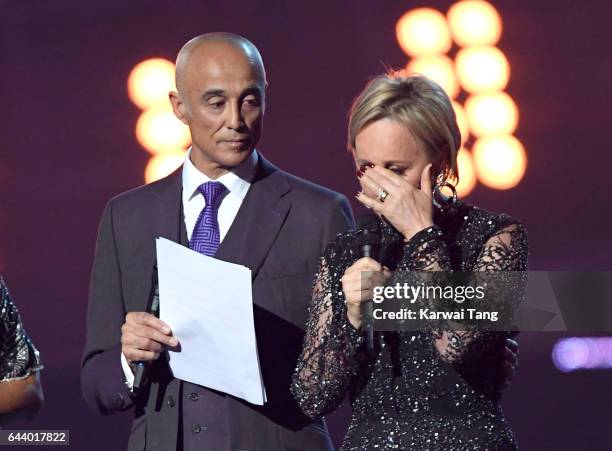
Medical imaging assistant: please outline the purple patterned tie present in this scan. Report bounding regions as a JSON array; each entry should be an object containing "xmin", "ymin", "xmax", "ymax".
[{"xmin": 189, "ymin": 181, "xmax": 228, "ymax": 257}]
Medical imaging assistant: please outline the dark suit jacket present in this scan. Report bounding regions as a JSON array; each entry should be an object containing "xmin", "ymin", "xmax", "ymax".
[{"xmin": 81, "ymin": 154, "xmax": 354, "ymax": 451}]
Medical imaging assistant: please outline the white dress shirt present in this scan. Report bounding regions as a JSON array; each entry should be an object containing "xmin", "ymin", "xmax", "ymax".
[
  {"xmin": 181, "ymin": 149, "xmax": 258, "ymax": 241},
  {"xmin": 122, "ymin": 149, "xmax": 259, "ymax": 387}
]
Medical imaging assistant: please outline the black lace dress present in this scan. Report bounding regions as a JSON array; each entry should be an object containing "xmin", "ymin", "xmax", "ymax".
[
  {"xmin": 291, "ymin": 201, "xmax": 528, "ymax": 450},
  {"xmin": 0, "ymin": 276, "xmax": 42, "ymax": 382}
]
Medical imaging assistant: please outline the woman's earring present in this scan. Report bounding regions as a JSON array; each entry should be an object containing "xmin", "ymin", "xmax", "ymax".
[{"xmin": 432, "ymin": 173, "xmax": 458, "ymax": 210}]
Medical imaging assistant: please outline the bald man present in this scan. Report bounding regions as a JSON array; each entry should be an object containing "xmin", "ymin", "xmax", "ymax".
[{"xmin": 81, "ymin": 33, "xmax": 352, "ymax": 451}]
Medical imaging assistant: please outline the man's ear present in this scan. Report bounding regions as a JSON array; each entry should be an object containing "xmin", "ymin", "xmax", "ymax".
[
  {"xmin": 261, "ymin": 84, "xmax": 267, "ymax": 114},
  {"xmin": 169, "ymin": 91, "xmax": 188, "ymax": 125}
]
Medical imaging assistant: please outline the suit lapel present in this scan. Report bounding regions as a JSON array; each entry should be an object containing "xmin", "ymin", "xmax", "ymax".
[
  {"xmin": 150, "ymin": 155, "xmax": 291, "ymax": 279},
  {"xmin": 124, "ymin": 168, "xmax": 184, "ymax": 313},
  {"xmin": 215, "ymin": 154, "xmax": 292, "ymax": 279},
  {"xmin": 152, "ymin": 166, "xmax": 186, "ymax": 247}
]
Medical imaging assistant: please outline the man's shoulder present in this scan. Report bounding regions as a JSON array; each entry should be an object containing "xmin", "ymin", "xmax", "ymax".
[
  {"xmin": 106, "ymin": 169, "xmax": 180, "ymax": 211},
  {"xmin": 275, "ymin": 167, "xmax": 347, "ymax": 207},
  {"xmin": 261, "ymin": 159, "xmax": 354, "ymax": 231}
]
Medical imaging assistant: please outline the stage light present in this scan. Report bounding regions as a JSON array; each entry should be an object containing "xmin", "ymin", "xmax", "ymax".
[
  {"xmin": 128, "ymin": 58, "xmax": 176, "ymax": 110},
  {"xmin": 553, "ymin": 337, "xmax": 612, "ymax": 372},
  {"xmin": 447, "ymin": 0, "xmax": 502, "ymax": 47},
  {"xmin": 465, "ymin": 91, "xmax": 518, "ymax": 137},
  {"xmin": 455, "ymin": 46, "xmax": 510, "ymax": 93},
  {"xmin": 553, "ymin": 338, "xmax": 590, "ymax": 372},
  {"xmin": 394, "ymin": 4, "xmax": 526, "ymax": 192},
  {"xmin": 452, "ymin": 101, "xmax": 469, "ymax": 144},
  {"xmin": 455, "ymin": 148, "xmax": 477, "ymax": 197},
  {"xmin": 135, "ymin": 106, "xmax": 191, "ymax": 155},
  {"xmin": 407, "ymin": 55, "xmax": 459, "ymax": 98},
  {"xmin": 472, "ymin": 134, "xmax": 526, "ymax": 189},
  {"xmin": 396, "ymin": 8, "xmax": 452, "ymax": 57},
  {"xmin": 144, "ymin": 151, "xmax": 187, "ymax": 183}
]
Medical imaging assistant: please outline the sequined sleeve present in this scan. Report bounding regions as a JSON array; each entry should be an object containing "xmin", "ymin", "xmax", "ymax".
[
  {"xmin": 400, "ymin": 222, "xmax": 528, "ymax": 364},
  {"xmin": 401, "ymin": 225, "xmax": 453, "ymax": 272},
  {"xmin": 291, "ymin": 238, "xmax": 366, "ymax": 419},
  {"xmin": 0, "ymin": 277, "xmax": 43, "ymax": 382}
]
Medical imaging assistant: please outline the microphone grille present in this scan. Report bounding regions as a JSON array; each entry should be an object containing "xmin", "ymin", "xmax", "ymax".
[
  {"xmin": 356, "ymin": 214, "xmax": 380, "ymax": 234},
  {"xmin": 356, "ymin": 214, "xmax": 381, "ymax": 247}
]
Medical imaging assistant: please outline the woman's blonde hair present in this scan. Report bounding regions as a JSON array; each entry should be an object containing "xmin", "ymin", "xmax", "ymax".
[{"xmin": 347, "ymin": 72, "xmax": 461, "ymax": 183}]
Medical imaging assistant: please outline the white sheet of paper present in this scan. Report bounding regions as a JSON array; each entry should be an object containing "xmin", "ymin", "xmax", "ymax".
[{"xmin": 155, "ymin": 237, "xmax": 266, "ymax": 405}]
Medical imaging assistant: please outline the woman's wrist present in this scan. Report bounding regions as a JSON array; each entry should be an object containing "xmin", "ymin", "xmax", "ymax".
[
  {"xmin": 402, "ymin": 222, "xmax": 435, "ymax": 242},
  {"xmin": 346, "ymin": 308, "xmax": 363, "ymax": 330}
]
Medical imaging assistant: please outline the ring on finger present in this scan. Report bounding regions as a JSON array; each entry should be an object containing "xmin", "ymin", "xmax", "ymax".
[{"xmin": 377, "ymin": 188, "xmax": 389, "ymax": 203}]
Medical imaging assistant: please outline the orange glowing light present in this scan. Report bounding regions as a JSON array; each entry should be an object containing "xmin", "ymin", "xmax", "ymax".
[
  {"xmin": 447, "ymin": 0, "xmax": 502, "ymax": 47},
  {"xmin": 452, "ymin": 101, "xmax": 469, "ymax": 144},
  {"xmin": 396, "ymin": 8, "xmax": 452, "ymax": 57},
  {"xmin": 135, "ymin": 106, "xmax": 191, "ymax": 155},
  {"xmin": 144, "ymin": 151, "xmax": 187, "ymax": 183},
  {"xmin": 455, "ymin": 46, "xmax": 510, "ymax": 94},
  {"xmin": 473, "ymin": 135, "xmax": 527, "ymax": 189},
  {"xmin": 465, "ymin": 91, "xmax": 518, "ymax": 137},
  {"xmin": 455, "ymin": 148, "xmax": 477, "ymax": 197},
  {"xmin": 127, "ymin": 58, "xmax": 176, "ymax": 110},
  {"xmin": 407, "ymin": 55, "xmax": 460, "ymax": 99}
]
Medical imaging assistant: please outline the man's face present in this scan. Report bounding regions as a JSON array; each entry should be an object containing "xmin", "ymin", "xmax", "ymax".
[{"xmin": 171, "ymin": 43, "xmax": 265, "ymax": 171}]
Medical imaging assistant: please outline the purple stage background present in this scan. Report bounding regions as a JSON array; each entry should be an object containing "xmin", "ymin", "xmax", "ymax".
[{"xmin": 1, "ymin": 1, "xmax": 611, "ymax": 449}]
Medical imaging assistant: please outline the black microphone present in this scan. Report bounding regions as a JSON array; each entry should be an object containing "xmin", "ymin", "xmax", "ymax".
[
  {"xmin": 132, "ymin": 264, "xmax": 160, "ymax": 392},
  {"xmin": 355, "ymin": 214, "xmax": 381, "ymax": 353}
]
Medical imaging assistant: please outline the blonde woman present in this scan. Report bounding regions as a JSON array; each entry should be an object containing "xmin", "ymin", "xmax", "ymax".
[{"xmin": 291, "ymin": 73, "xmax": 527, "ymax": 450}]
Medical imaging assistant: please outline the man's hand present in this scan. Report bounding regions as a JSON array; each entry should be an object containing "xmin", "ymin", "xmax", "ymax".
[{"xmin": 121, "ymin": 312, "xmax": 178, "ymax": 363}]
